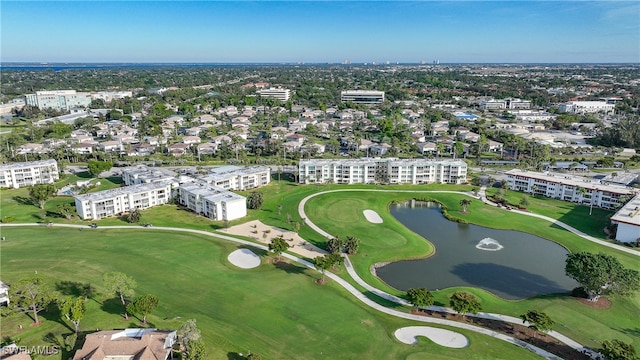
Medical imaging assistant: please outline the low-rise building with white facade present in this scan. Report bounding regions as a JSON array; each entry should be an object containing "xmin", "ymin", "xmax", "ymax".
[
  {"xmin": 199, "ymin": 165, "xmax": 270, "ymax": 191},
  {"xmin": 0, "ymin": 159, "xmax": 59, "ymax": 189},
  {"xmin": 505, "ymin": 169, "xmax": 637, "ymax": 210},
  {"xmin": 610, "ymin": 193, "xmax": 640, "ymax": 243},
  {"xmin": 25, "ymin": 90, "xmax": 91, "ymax": 111},
  {"xmin": 340, "ymin": 90, "xmax": 385, "ymax": 104},
  {"xmin": 178, "ymin": 182, "xmax": 246, "ymax": 221},
  {"xmin": 256, "ymin": 88, "xmax": 291, "ymax": 102},
  {"xmin": 74, "ymin": 181, "xmax": 172, "ymax": 220},
  {"xmin": 558, "ymin": 101, "xmax": 615, "ymax": 115},
  {"xmin": 298, "ymin": 158, "xmax": 467, "ymax": 185},
  {"xmin": 480, "ymin": 98, "xmax": 531, "ymax": 110},
  {"xmin": 121, "ymin": 165, "xmax": 177, "ymax": 186}
]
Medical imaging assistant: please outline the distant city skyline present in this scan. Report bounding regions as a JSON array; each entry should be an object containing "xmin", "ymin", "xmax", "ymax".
[{"xmin": 1, "ymin": 1, "xmax": 638, "ymax": 64}]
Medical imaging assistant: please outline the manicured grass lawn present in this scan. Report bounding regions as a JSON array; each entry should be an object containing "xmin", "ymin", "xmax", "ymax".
[
  {"xmin": 302, "ymin": 189, "xmax": 640, "ymax": 349},
  {"xmin": 0, "ymin": 227, "xmax": 542, "ymax": 360}
]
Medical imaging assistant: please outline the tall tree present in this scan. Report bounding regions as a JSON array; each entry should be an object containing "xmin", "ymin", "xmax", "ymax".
[
  {"xmin": 520, "ymin": 310, "xmax": 554, "ymax": 337},
  {"xmin": 344, "ymin": 236, "xmax": 360, "ymax": 255},
  {"xmin": 125, "ymin": 209, "xmax": 142, "ymax": 223},
  {"xmin": 406, "ymin": 288, "xmax": 434, "ymax": 310},
  {"xmin": 314, "ymin": 255, "xmax": 331, "ymax": 283},
  {"xmin": 184, "ymin": 339, "xmax": 206, "ymax": 360},
  {"xmin": 449, "ymin": 291, "xmax": 481, "ymax": 318},
  {"xmin": 178, "ymin": 319, "xmax": 202, "ymax": 348},
  {"xmin": 459, "ymin": 199, "xmax": 472, "ymax": 213},
  {"xmin": 29, "ymin": 184, "xmax": 56, "ymax": 210},
  {"xmin": 10, "ymin": 277, "xmax": 57, "ymax": 325},
  {"xmin": 126, "ymin": 294, "xmax": 158, "ymax": 324},
  {"xmin": 103, "ymin": 272, "xmax": 137, "ymax": 318},
  {"xmin": 59, "ymin": 297, "xmax": 86, "ymax": 333},
  {"xmin": 600, "ymin": 339, "xmax": 637, "ymax": 360},
  {"xmin": 269, "ymin": 237, "xmax": 290, "ymax": 261},
  {"xmin": 57, "ymin": 203, "xmax": 76, "ymax": 220},
  {"xmin": 87, "ymin": 160, "xmax": 113, "ymax": 177},
  {"xmin": 565, "ymin": 252, "xmax": 640, "ymax": 301},
  {"xmin": 247, "ymin": 191, "xmax": 264, "ymax": 210},
  {"xmin": 326, "ymin": 237, "xmax": 343, "ymax": 254}
]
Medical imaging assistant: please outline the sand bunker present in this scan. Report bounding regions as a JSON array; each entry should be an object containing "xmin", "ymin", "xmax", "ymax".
[
  {"xmin": 394, "ymin": 326, "xmax": 469, "ymax": 348},
  {"xmin": 228, "ymin": 248, "xmax": 261, "ymax": 269},
  {"xmin": 363, "ymin": 209, "xmax": 383, "ymax": 224}
]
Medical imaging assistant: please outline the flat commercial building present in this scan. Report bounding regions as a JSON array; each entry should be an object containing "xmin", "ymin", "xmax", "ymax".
[
  {"xmin": 610, "ymin": 194, "xmax": 640, "ymax": 243},
  {"xmin": 505, "ymin": 169, "xmax": 637, "ymax": 210},
  {"xmin": 178, "ymin": 182, "xmax": 246, "ymax": 221},
  {"xmin": 558, "ymin": 101, "xmax": 615, "ymax": 115},
  {"xmin": 256, "ymin": 88, "xmax": 291, "ymax": 102},
  {"xmin": 340, "ymin": 90, "xmax": 385, "ymax": 104},
  {"xmin": 0, "ymin": 159, "xmax": 59, "ymax": 189},
  {"xmin": 199, "ymin": 165, "xmax": 270, "ymax": 191},
  {"xmin": 74, "ymin": 181, "xmax": 172, "ymax": 220},
  {"xmin": 298, "ymin": 158, "xmax": 467, "ymax": 185},
  {"xmin": 25, "ymin": 90, "xmax": 91, "ymax": 111}
]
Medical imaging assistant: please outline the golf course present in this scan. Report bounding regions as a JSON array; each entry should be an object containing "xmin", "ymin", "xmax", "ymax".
[{"xmin": 1, "ymin": 175, "xmax": 639, "ymax": 359}]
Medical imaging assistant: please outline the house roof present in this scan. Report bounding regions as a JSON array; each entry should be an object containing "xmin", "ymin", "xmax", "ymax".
[{"xmin": 72, "ymin": 329, "xmax": 175, "ymax": 360}]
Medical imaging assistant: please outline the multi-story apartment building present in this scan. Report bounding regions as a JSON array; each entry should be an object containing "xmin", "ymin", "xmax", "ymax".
[
  {"xmin": 298, "ymin": 158, "xmax": 467, "ymax": 185},
  {"xmin": 256, "ymin": 88, "xmax": 291, "ymax": 102},
  {"xmin": 480, "ymin": 98, "xmax": 531, "ymax": 110},
  {"xmin": 25, "ymin": 90, "xmax": 92, "ymax": 111},
  {"xmin": 505, "ymin": 169, "xmax": 637, "ymax": 210},
  {"xmin": 74, "ymin": 181, "xmax": 172, "ymax": 220},
  {"xmin": 610, "ymin": 193, "xmax": 640, "ymax": 243},
  {"xmin": 121, "ymin": 165, "xmax": 176, "ymax": 186},
  {"xmin": 340, "ymin": 90, "xmax": 385, "ymax": 104},
  {"xmin": 558, "ymin": 101, "xmax": 615, "ymax": 115},
  {"xmin": 178, "ymin": 182, "xmax": 246, "ymax": 221},
  {"xmin": 199, "ymin": 165, "xmax": 270, "ymax": 191},
  {"xmin": 0, "ymin": 159, "xmax": 59, "ymax": 189}
]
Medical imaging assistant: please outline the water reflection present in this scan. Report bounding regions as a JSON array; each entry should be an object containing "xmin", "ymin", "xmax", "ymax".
[{"xmin": 376, "ymin": 201, "xmax": 577, "ymax": 299}]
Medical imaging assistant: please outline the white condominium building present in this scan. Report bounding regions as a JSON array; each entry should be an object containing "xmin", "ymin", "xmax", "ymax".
[
  {"xmin": 558, "ymin": 101, "xmax": 615, "ymax": 115},
  {"xmin": 74, "ymin": 181, "xmax": 172, "ymax": 220},
  {"xmin": 256, "ymin": 88, "xmax": 291, "ymax": 102},
  {"xmin": 121, "ymin": 165, "xmax": 176, "ymax": 186},
  {"xmin": 505, "ymin": 169, "xmax": 637, "ymax": 210},
  {"xmin": 480, "ymin": 98, "xmax": 531, "ymax": 110},
  {"xmin": 0, "ymin": 159, "xmax": 59, "ymax": 189},
  {"xmin": 340, "ymin": 90, "xmax": 385, "ymax": 104},
  {"xmin": 610, "ymin": 193, "xmax": 640, "ymax": 243},
  {"xmin": 178, "ymin": 182, "xmax": 246, "ymax": 221},
  {"xmin": 298, "ymin": 158, "xmax": 467, "ymax": 185},
  {"xmin": 199, "ymin": 165, "xmax": 271, "ymax": 191}
]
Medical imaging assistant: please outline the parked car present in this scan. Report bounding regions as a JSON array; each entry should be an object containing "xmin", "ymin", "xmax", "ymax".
[{"xmin": 89, "ymin": 223, "xmax": 98, "ymax": 228}]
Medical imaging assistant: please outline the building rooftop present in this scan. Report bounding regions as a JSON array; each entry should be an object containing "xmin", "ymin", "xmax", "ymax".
[
  {"xmin": 611, "ymin": 193, "xmax": 640, "ymax": 227},
  {"xmin": 0, "ymin": 159, "xmax": 57, "ymax": 171},
  {"xmin": 74, "ymin": 181, "xmax": 172, "ymax": 202},
  {"xmin": 299, "ymin": 158, "xmax": 466, "ymax": 167},
  {"xmin": 201, "ymin": 166, "xmax": 270, "ymax": 183},
  {"xmin": 72, "ymin": 328, "xmax": 175, "ymax": 360},
  {"xmin": 180, "ymin": 182, "xmax": 245, "ymax": 202},
  {"xmin": 505, "ymin": 169, "xmax": 637, "ymax": 195}
]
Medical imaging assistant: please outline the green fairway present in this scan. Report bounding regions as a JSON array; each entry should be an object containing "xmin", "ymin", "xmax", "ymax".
[
  {"xmin": 303, "ymin": 189, "xmax": 640, "ymax": 349},
  {"xmin": 0, "ymin": 226, "xmax": 543, "ymax": 360}
]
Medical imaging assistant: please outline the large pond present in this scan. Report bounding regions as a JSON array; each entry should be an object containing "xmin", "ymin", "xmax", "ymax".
[{"xmin": 376, "ymin": 201, "xmax": 578, "ymax": 299}]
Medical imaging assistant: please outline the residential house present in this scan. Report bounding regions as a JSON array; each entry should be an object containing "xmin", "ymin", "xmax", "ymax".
[
  {"xmin": 0, "ymin": 281, "xmax": 9, "ymax": 306},
  {"xmin": 72, "ymin": 328, "xmax": 176, "ymax": 360},
  {"xmin": 98, "ymin": 141, "xmax": 123, "ymax": 152}
]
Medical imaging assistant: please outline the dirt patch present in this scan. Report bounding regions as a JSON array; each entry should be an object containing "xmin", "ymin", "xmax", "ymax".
[
  {"xmin": 577, "ymin": 296, "xmax": 611, "ymax": 309},
  {"xmin": 410, "ymin": 309, "xmax": 590, "ymax": 360}
]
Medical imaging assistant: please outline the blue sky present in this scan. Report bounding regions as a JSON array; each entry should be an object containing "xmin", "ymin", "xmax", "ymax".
[{"xmin": 1, "ymin": 1, "xmax": 638, "ymax": 63}]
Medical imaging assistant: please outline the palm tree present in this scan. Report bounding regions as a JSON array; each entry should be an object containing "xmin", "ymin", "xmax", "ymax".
[{"xmin": 459, "ymin": 199, "xmax": 472, "ymax": 213}]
